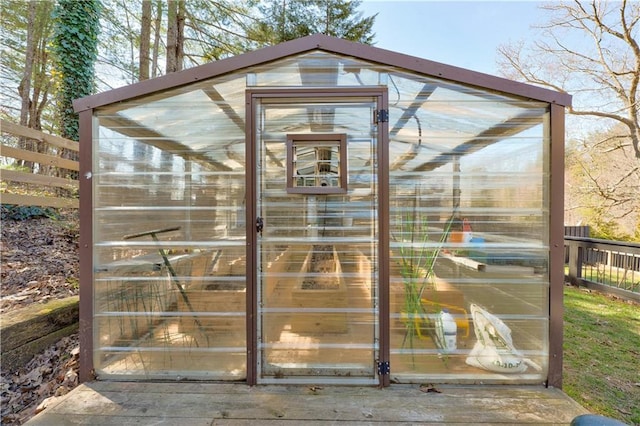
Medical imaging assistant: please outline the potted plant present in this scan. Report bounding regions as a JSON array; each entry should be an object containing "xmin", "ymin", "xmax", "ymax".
[{"xmin": 393, "ymin": 192, "xmax": 458, "ymax": 355}]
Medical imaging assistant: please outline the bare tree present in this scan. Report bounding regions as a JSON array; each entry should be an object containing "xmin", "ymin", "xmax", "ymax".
[
  {"xmin": 498, "ymin": 0, "xmax": 640, "ymax": 160},
  {"xmin": 565, "ymin": 125, "xmax": 639, "ymax": 238},
  {"xmin": 498, "ymin": 0, "xmax": 640, "ymax": 238}
]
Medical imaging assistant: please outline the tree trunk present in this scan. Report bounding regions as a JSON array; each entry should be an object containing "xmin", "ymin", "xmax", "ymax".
[
  {"xmin": 631, "ymin": 126, "xmax": 640, "ymax": 160},
  {"xmin": 166, "ymin": 0, "xmax": 184, "ymax": 73},
  {"xmin": 139, "ymin": 0, "xmax": 151, "ymax": 81},
  {"xmin": 18, "ymin": 0, "xmax": 37, "ymax": 171},
  {"xmin": 29, "ymin": 34, "xmax": 49, "ymax": 134},
  {"xmin": 152, "ymin": 0, "xmax": 162, "ymax": 78},
  {"xmin": 166, "ymin": 0, "xmax": 177, "ymax": 73},
  {"xmin": 176, "ymin": 0, "xmax": 184, "ymax": 71}
]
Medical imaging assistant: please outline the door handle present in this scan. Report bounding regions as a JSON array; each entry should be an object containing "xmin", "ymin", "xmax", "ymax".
[{"xmin": 256, "ymin": 217, "xmax": 264, "ymax": 234}]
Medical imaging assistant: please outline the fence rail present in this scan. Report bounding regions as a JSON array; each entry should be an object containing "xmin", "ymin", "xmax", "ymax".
[
  {"xmin": 565, "ymin": 235, "xmax": 640, "ymax": 302},
  {"xmin": 1, "ymin": 119, "xmax": 79, "ymax": 209}
]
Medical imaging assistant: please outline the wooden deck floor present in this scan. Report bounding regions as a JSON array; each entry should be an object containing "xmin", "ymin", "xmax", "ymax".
[{"xmin": 26, "ymin": 382, "xmax": 589, "ymax": 425}]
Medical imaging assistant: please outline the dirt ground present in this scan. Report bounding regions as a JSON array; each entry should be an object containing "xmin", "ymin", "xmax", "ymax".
[{"xmin": 1, "ymin": 210, "xmax": 80, "ymax": 425}]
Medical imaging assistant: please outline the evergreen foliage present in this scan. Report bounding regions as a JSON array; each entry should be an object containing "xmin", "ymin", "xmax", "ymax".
[
  {"xmin": 250, "ymin": 0, "xmax": 376, "ymax": 45},
  {"xmin": 1, "ymin": 204, "xmax": 59, "ymax": 221},
  {"xmin": 51, "ymin": 0, "xmax": 101, "ymax": 141}
]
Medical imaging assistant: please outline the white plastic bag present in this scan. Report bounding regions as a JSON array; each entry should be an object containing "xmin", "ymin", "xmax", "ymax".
[
  {"xmin": 465, "ymin": 304, "xmax": 541, "ymax": 373},
  {"xmin": 434, "ymin": 310, "xmax": 457, "ymax": 353}
]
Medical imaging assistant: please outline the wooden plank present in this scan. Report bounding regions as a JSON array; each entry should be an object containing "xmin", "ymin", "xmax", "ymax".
[
  {"xmin": 26, "ymin": 382, "xmax": 588, "ymax": 425},
  {"xmin": 445, "ymin": 253, "xmax": 482, "ymax": 270},
  {"xmin": 0, "ymin": 192, "xmax": 79, "ymax": 208},
  {"xmin": 478, "ymin": 263, "xmax": 536, "ymax": 274},
  {"xmin": 1, "ymin": 296, "xmax": 79, "ymax": 372},
  {"xmin": 0, "ymin": 169, "xmax": 79, "ymax": 189},
  {"xmin": 3, "ymin": 322, "xmax": 79, "ymax": 368},
  {"xmin": 439, "ymin": 253, "xmax": 536, "ymax": 275},
  {"xmin": 1, "ymin": 296, "xmax": 79, "ymax": 347},
  {"xmin": 0, "ymin": 144, "xmax": 79, "ymax": 171},
  {"xmin": 178, "ymin": 289, "xmax": 246, "ymax": 334},
  {"xmin": 2, "ymin": 324, "xmax": 79, "ymax": 376},
  {"xmin": 0, "ymin": 119, "xmax": 78, "ymax": 152}
]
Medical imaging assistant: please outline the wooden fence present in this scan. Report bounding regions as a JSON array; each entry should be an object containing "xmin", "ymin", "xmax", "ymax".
[{"xmin": 0, "ymin": 119, "xmax": 79, "ymax": 209}]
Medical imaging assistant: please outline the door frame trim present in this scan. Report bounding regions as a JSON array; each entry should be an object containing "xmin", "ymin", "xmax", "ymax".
[{"xmin": 245, "ymin": 87, "xmax": 390, "ymax": 386}]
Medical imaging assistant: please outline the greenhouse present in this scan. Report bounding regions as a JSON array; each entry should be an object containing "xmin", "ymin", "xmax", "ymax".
[{"xmin": 74, "ymin": 34, "xmax": 570, "ymax": 387}]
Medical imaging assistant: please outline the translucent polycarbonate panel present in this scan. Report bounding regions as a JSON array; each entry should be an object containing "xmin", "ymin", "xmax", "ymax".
[
  {"xmin": 248, "ymin": 51, "xmax": 384, "ymax": 87},
  {"xmin": 93, "ymin": 88, "xmax": 247, "ymax": 380},
  {"xmin": 96, "ymin": 76, "xmax": 247, "ymax": 172},
  {"xmin": 388, "ymin": 80, "xmax": 551, "ymax": 383},
  {"xmin": 255, "ymin": 95, "xmax": 379, "ymax": 384},
  {"xmin": 258, "ymin": 242, "xmax": 377, "ymax": 383},
  {"xmin": 390, "ymin": 315, "xmax": 548, "ymax": 381}
]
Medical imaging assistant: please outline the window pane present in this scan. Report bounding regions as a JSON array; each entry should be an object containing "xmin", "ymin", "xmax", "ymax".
[{"xmin": 287, "ymin": 134, "xmax": 347, "ymax": 193}]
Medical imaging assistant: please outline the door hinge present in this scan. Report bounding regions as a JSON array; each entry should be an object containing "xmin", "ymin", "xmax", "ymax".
[
  {"xmin": 375, "ymin": 109, "xmax": 388, "ymax": 123},
  {"xmin": 377, "ymin": 360, "xmax": 390, "ymax": 376}
]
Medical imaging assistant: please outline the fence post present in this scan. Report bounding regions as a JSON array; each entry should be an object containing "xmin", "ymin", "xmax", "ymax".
[{"xmin": 567, "ymin": 242, "xmax": 582, "ymax": 285}]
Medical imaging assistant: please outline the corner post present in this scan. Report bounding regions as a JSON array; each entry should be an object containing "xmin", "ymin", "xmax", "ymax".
[
  {"xmin": 547, "ymin": 103, "xmax": 565, "ymax": 388},
  {"xmin": 78, "ymin": 109, "xmax": 94, "ymax": 383}
]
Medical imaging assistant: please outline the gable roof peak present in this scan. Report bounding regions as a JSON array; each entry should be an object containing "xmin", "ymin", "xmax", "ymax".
[{"xmin": 74, "ymin": 34, "xmax": 571, "ymax": 113}]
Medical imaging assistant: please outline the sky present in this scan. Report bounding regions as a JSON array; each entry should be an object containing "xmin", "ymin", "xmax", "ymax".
[
  {"xmin": 360, "ymin": 1, "xmax": 547, "ymax": 77},
  {"xmin": 359, "ymin": 1, "xmax": 604, "ymax": 138}
]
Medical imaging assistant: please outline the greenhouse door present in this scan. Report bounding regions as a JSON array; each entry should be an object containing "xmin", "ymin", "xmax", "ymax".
[{"xmin": 247, "ymin": 89, "xmax": 389, "ymax": 385}]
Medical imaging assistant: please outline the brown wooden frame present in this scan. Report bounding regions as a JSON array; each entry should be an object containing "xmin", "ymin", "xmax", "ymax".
[
  {"xmin": 286, "ymin": 133, "xmax": 347, "ymax": 194},
  {"xmin": 547, "ymin": 103, "xmax": 566, "ymax": 388},
  {"xmin": 78, "ymin": 110, "xmax": 94, "ymax": 382},
  {"xmin": 246, "ymin": 87, "xmax": 389, "ymax": 385}
]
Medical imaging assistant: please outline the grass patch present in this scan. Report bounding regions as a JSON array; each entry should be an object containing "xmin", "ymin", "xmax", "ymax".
[{"xmin": 563, "ymin": 285, "xmax": 640, "ymax": 425}]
